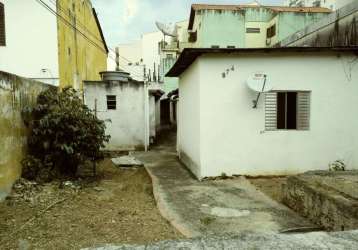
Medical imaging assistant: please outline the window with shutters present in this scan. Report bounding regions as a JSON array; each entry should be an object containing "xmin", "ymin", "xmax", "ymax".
[
  {"xmin": 106, "ymin": 95, "xmax": 117, "ymax": 110},
  {"xmin": 0, "ymin": 2, "xmax": 5, "ymax": 46},
  {"xmin": 265, "ymin": 91, "xmax": 310, "ymax": 131}
]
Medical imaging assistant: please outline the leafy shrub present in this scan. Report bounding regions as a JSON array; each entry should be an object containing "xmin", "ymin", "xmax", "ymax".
[{"xmin": 22, "ymin": 87, "xmax": 110, "ymax": 181}]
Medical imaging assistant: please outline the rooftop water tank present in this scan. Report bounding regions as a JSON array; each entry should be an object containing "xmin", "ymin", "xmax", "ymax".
[{"xmin": 100, "ymin": 71, "xmax": 130, "ymax": 82}]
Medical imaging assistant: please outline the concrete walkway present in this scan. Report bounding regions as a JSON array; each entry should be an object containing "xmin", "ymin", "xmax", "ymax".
[
  {"xmin": 83, "ymin": 230, "xmax": 358, "ymax": 250},
  {"xmin": 132, "ymin": 132, "xmax": 314, "ymax": 238}
]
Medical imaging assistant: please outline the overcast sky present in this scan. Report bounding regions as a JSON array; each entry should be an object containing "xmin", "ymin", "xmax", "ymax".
[{"xmin": 92, "ymin": 0, "xmax": 284, "ymax": 48}]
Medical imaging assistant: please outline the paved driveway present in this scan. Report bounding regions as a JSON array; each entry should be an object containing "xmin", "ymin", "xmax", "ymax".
[{"xmin": 132, "ymin": 132, "xmax": 314, "ymax": 237}]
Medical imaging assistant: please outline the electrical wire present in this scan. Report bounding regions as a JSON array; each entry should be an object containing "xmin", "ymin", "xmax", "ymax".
[
  {"xmin": 35, "ymin": 0, "xmax": 145, "ymax": 77},
  {"xmin": 36, "ymin": 0, "xmax": 107, "ymax": 53},
  {"xmin": 48, "ymin": 0, "xmax": 143, "ymax": 69}
]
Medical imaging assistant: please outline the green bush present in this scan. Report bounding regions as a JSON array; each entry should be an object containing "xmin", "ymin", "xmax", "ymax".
[{"xmin": 22, "ymin": 87, "xmax": 110, "ymax": 181}]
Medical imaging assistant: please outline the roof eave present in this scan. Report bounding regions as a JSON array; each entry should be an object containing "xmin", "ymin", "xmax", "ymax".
[
  {"xmin": 188, "ymin": 6, "xmax": 195, "ymax": 30},
  {"xmin": 166, "ymin": 47, "xmax": 358, "ymax": 77}
]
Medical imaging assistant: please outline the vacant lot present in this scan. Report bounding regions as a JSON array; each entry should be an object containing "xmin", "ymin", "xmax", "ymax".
[{"xmin": 0, "ymin": 159, "xmax": 181, "ymax": 250}]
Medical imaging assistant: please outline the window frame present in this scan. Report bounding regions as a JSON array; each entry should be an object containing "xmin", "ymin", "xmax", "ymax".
[
  {"xmin": 277, "ymin": 92, "xmax": 298, "ymax": 130},
  {"xmin": 265, "ymin": 90, "xmax": 311, "ymax": 131},
  {"xmin": 246, "ymin": 27, "xmax": 261, "ymax": 34},
  {"xmin": 106, "ymin": 95, "xmax": 117, "ymax": 110}
]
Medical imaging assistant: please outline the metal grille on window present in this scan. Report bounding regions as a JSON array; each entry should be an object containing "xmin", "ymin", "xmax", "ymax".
[
  {"xmin": 297, "ymin": 92, "xmax": 311, "ymax": 130},
  {"xmin": 265, "ymin": 92, "xmax": 277, "ymax": 131},
  {"xmin": 107, "ymin": 95, "xmax": 117, "ymax": 110},
  {"xmin": 0, "ymin": 3, "xmax": 5, "ymax": 46}
]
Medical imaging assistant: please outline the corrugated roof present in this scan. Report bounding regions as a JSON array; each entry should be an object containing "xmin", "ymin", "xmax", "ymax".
[
  {"xmin": 188, "ymin": 4, "xmax": 332, "ymax": 29},
  {"xmin": 166, "ymin": 47, "xmax": 358, "ymax": 77}
]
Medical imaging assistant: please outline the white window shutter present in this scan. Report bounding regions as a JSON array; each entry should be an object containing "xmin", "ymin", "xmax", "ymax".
[
  {"xmin": 297, "ymin": 92, "xmax": 311, "ymax": 130},
  {"xmin": 265, "ymin": 92, "xmax": 277, "ymax": 131}
]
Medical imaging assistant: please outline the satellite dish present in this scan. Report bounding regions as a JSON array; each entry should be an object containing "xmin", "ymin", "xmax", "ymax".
[
  {"xmin": 247, "ymin": 72, "xmax": 272, "ymax": 93},
  {"xmin": 247, "ymin": 72, "xmax": 273, "ymax": 108},
  {"xmin": 155, "ymin": 21, "xmax": 177, "ymax": 37}
]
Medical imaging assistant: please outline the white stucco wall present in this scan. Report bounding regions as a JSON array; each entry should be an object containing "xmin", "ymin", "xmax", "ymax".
[
  {"xmin": 141, "ymin": 31, "xmax": 162, "ymax": 74},
  {"xmin": 84, "ymin": 81, "xmax": 146, "ymax": 151},
  {"xmin": 178, "ymin": 60, "xmax": 201, "ymax": 177},
  {"xmin": 0, "ymin": 0, "xmax": 59, "ymax": 85},
  {"xmin": 116, "ymin": 31, "xmax": 162, "ymax": 82},
  {"xmin": 178, "ymin": 52, "xmax": 358, "ymax": 179},
  {"xmin": 116, "ymin": 41, "xmax": 143, "ymax": 81}
]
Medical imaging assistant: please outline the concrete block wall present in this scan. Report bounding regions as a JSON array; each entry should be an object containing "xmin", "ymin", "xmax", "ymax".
[{"xmin": 0, "ymin": 71, "xmax": 55, "ymax": 201}]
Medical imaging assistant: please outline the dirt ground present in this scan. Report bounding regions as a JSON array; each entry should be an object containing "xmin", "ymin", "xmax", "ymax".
[
  {"xmin": 249, "ymin": 177, "xmax": 288, "ymax": 203},
  {"xmin": 0, "ymin": 159, "xmax": 182, "ymax": 250}
]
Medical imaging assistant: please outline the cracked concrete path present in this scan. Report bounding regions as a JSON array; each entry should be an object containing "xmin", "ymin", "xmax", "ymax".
[
  {"xmin": 83, "ymin": 230, "xmax": 358, "ymax": 250},
  {"xmin": 132, "ymin": 132, "xmax": 314, "ymax": 238}
]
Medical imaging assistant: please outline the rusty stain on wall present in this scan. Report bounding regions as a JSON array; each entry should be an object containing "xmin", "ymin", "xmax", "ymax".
[{"xmin": 0, "ymin": 71, "xmax": 56, "ymax": 201}]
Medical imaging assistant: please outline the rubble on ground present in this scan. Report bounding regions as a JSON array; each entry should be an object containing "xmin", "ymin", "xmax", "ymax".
[{"xmin": 111, "ymin": 155, "xmax": 144, "ymax": 168}]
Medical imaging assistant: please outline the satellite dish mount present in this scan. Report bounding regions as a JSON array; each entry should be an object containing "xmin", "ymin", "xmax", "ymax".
[
  {"xmin": 246, "ymin": 72, "xmax": 272, "ymax": 109},
  {"xmin": 253, "ymin": 74, "xmax": 267, "ymax": 108}
]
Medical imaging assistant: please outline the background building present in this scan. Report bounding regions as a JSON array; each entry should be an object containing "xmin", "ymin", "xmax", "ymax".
[
  {"xmin": 0, "ymin": 0, "xmax": 108, "ymax": 89},
  {"xmin": 277, "ymin": 1, "xmax": 358, "ymax": 47},
  {"xmin": 158, "ymin": 4, "xmax": 331, "ymax": 97},
  {"xmin": 115, "ymin": 31, "xmax": 162, "ymax": 82},
  {"xmin": 284, "ymin": 0, "xmax": 355, "ymax": 10}
]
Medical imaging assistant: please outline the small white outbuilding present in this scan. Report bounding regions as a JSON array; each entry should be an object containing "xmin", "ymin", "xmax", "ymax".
[
  {"xmin": 84, "ymin": 71, "xmax": 163, "ymax": 151},
  {"xmin": 166, "ymin": 47, "xmax": 358, "ymax": 179}
]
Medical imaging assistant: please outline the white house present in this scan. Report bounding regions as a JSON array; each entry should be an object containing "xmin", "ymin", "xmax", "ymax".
[
  {"xmin": 0, "ymin": 0, "xmax": 59, "ymax": 85},
  {"xmin": 166, "ymin": 47, "xmax": 358, "ymax": 179},
  {"xmin": 84, "ymin": 71, "xmax": 163, "ymax": 151}
]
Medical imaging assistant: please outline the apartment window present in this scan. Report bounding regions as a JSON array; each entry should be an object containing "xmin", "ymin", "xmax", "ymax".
[
  {"xmin": 265, "ymin": 91, "xmax": 310, "ymax": 131},
  {"xmin": 107, "ymin": 95, "xmax": 117, "ymax": 110},
  {"xmin": 246, "ymin": 28, "xmax": 260, "ymax": 33},
  {"xmin": 188, "ymin": 30, "xmax": 197, "ymax": 43},
  {"xmin": 267, "ymin": 24, "xmax": 276, "ymax": 38},
  {"xmin": 0, "ymin": 2, "xmax": 6, "ymax": 46},
  {"xmin": 313, "ymin": 1, "xmax": 321, "ymax": 7}
]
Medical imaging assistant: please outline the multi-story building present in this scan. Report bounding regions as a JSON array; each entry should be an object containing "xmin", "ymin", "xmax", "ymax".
[
  {"xmin": 115, "ymin": 31, "xmax": 162, "ymax": 82},
  {"xmin": 158, "ymin": 3, "xmax": 332, "ymax": 93},
  {"xmin": 284, "ymin": 0, "xmax": 355, "ymax": 10},
  {"xmin": 277, "ymin": 0, "xmax": 358, "ymax": 47},
  {"xmin": 158, "ymin": 20, "xmax": 189, "ymax": 93},
  {"xmin": 0, "ymin": 0, "xmax": 108, "ymax": 89}
]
